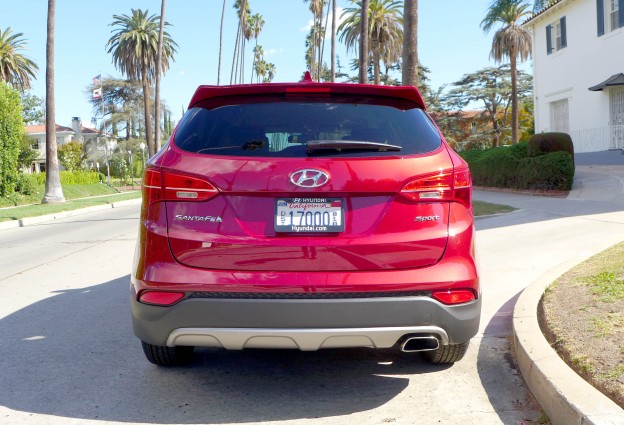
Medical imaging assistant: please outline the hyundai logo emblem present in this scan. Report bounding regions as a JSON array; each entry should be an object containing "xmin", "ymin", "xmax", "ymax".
[{"xmin": 290, "ymin": 169, "xmax": 330, "ymax": 188}]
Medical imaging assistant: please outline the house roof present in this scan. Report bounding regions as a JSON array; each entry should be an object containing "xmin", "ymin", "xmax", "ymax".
[
  {"xmin": 522, "ymin": 0, "xmax": 566, "ymax": 26},
  {"xmin": 589, "ymin": 73, "xmax": 624, "ymax": 91},
  {"xmin": 25, "ymin": 124, "xmax": 74, "ymax": 134}
]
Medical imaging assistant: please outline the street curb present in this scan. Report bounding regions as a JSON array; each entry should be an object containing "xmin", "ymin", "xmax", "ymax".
[
  {"xmin": 513, "ymin": 259, "xmax": 624, "ymax": 425},
  {"xmin": 0, "ymin": 198, "xmax": 141, "ymax": 230}
]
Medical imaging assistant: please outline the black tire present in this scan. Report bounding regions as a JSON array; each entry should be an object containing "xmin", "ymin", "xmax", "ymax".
[
  {"xmin": 423, "ymin": 342, "xmax": 469, "ymax": 364},
  {"xmin": 141, "ymin": 341, "xmax": 195, "ymax": 366}
]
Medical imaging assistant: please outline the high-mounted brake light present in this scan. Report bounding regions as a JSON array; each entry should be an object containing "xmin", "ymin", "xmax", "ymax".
[
  {"xmin": 400, "ymin": 167, "xmax": 472, "ymax": 210},
  {"xmin": 431, "ymin": 290, "xmax": 476, "ymax": 305},
  {"xmin": 142, "ymin": 167, "xmax": 219, "ymax": 206}
]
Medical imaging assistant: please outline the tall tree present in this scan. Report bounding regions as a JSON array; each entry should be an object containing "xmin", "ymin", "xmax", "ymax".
[
  {"xmin": 402, "ymin": 0, "xmax": 418, "ymax": 86},
  {"xmin": 20, "ymin": 91, "xmax": 45, "ymax": 124},
  {"xmin": 107, "ymin": 9, "xmax": 177, "ymax": 157},
  {"xmin": 482, "ymin": 0, "xmax": 532, "ymax": 144},
  {"xmin": 339, "ymin": 0, "xmax": 402, "ymax": 85},
  {"xmin": 249, "ymin": 13, "xmax": 265, "ymax": 83},
  {"xmin": 217, "ymin": 0, "xmax": 226, "ymax": 85},
  {"xmin": 0, "ymin": 27, "xmax": 39, "ymax": 91},
  {"xmin": 0, "ymin": 82, "xmax": 23, "ymax": 196},
  {"xmin": 305, "ymin": 0, "xmax": 325, "ymax": 81},
  {"xmin": 444, "ymin": 65, "xmax": 532, "ymax": 147},
  {"xmin": 42, "ymin": 0, "xmax": 64, "ymax": 204},
  {"xmin": 331, "ymin": 0, "xmax": 336, "ymax": 82},
  {"xmin": 360, "ymin": 0, "xmax": 369, "ymax": 84},
  {"xmin": 154, "ymin": 0, "xmax": 167, "ymax": 153}
]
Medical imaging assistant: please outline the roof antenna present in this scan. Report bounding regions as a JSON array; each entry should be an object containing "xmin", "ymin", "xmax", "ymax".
[{"xmin": 300, "ymin": 71, "xmax": 314, "ymax": 83}]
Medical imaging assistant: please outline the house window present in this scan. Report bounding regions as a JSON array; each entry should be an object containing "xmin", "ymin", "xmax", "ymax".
[
  {"xmin": 546, "ymin": 17, "xmax": 567, "ymax": 54},
  {"xmin": 31, "ymin": 140, "xmax": 40, "ymax": 150},
  {"xmin": 598, "ymin": 0, "xmax": 623, "ymax": 35},
  {"xmin": 550, "ymin": 99, "xmax": 570, "ymax": 133},
  {"xmin": 470, "ymin": 122, "xmax": 477, "ymax": 133}
]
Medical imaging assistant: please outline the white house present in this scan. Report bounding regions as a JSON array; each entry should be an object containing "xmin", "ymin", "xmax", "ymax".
[
  {"xmin": 25, "ymin": 117, "xmax": 115, "ymax": 172},
  {"xmin": 523, "ymin": 0, "xmax": 624, "ymax": 152}
]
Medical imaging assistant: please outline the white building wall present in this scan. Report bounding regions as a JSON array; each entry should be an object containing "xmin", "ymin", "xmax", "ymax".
[{"xmin": 529, "ymin": 0, "xmax": 624, "ymax": 151}]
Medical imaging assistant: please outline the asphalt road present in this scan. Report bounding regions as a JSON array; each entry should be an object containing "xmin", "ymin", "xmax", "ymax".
[{"xmin": 1, "ymin": 161, "xmax": 623, "ymax": 425}]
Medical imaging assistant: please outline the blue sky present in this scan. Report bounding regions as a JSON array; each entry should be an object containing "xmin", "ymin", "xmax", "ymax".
[{"xmin": 3, "ymin": 0, "xmax": 531, "ymax": 127}]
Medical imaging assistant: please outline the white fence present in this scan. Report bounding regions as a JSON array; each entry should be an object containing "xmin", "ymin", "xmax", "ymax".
[{"xmin": 571, "ymin": 125, "xmax": 624, "ymax": 153}]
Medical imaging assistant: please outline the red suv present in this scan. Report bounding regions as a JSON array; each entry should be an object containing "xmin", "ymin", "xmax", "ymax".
[{"xmin": 131, "ymin": 74, "xmax": 480, "ymax": 366}]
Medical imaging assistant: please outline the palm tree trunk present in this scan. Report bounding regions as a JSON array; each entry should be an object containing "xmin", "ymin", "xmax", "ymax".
[
  {"xmin": 154, "ymin": 0, "xmax": 166, "ymax": 153},
  {"xmin": 142, "ymin": 62, "xmax": 154, "ymax": 157},
  {"xmin": 511, "ymin": 50, "xmax": 518, "ymax": 144},
  {"xmin": 402, "ymin": 0, "xmax": 419, "ymax": 86},
  {"xmin": 42, "ymin": 0, "xmax": 64, "ymax": 204},
  {"xmin": 372, "ymin": 44, "xmax": 381, "ymax": 85},
  {"xmin": 331, "ymin": 0, "xmax": 336, "ymax": 82},
  {"xmin": 231, "ymin": 24, "xmax": 241, "ymax": 84},
  {"xmin": 217, "ymin": 0, "xmax": 226, "ymax": 85},
  {"xmin": 359, "ymin": 0, "xmax": 369, "ymax": 84}
]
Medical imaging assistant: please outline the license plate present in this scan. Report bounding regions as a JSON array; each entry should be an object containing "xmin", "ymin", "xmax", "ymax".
[{"xmin": 275, "ymin": 198, "xmax": 344, "ymax": 233}]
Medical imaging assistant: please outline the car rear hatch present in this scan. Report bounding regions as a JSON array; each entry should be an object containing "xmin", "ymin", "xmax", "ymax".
[{"xmin": 154, "ymin": 82, "xmax": 470, "ymax": 272}]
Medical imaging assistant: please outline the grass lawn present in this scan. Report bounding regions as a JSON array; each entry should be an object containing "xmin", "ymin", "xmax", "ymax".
[
  {"xmin": 0, "ymin": 187, "xmax": 141, "ymax": 222},
  {"xmin": 473, "ymin": 200, "xmax": 516, "ymax": 216}
]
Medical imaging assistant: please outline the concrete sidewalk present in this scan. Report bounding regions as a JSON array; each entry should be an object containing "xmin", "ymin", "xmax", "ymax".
[{"xmin": 475, "ymin": 161, "xmax": 624, "ymax": 425}]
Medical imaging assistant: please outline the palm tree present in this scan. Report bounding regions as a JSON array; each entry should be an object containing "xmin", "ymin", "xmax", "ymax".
[
  {"xmin": 218, "ymin": 0, "xmax": 226, "ymax": 85},
  {"xmin": 402, "ymin": 0, "xmax": 418, "ymax": 86},
  {"xmin": 360, "ymin": 0, "xmax": 369, "ymax": 84},
  {"xmin": 154, "ymin": 0, "xmax": 167, "ymax": 153},
  {"xmin": 231, "ymin": 0, "xmax": 251, "ymax": 84},
  {"xmin": 249, "ymin": 13, "xmax": 265, "ymax": 83},
  {"xmin": 305, "ymin": 0, "xmax": 325, "ymax": 80},
  {"xmin": 0, "ymin": 27, "xmax": 39, "ymax": 91},
  {"xmin": 331, "ymin": 0, "xmax": 337, "ymax": 82},
  {"xmin": 42, "ymin": 0, "xmax": 64, "ymax": 204},
  {"xmin": 107, "ymin": 9, "xmax": 177, "ymax": 157},
  {"xmin": 482, "ymin": 0, "xmax": 532, "ymax": 144},
  {"xmin": 339, "ymin": 0, "xmax": 403, "ymax": 85}
]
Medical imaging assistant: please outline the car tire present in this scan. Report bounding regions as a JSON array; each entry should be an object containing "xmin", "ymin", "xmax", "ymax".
[
  {"xmin": 141, "ymin": 341, "xmax": 195, "ymax": 366},
  {"xmin": 424, "ymin": 342, "xmax": 469, "ymax": 364}
]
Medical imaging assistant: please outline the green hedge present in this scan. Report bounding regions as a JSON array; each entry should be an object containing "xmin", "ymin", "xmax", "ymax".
[
  {"xmin": 528, "ymin": 132, "xmax": 574, "ymax": 157},
  {"xmin": 34, "ymin": 171, "xmax": 100, "ymax": 185},
  {"xmin": 460, "ymin": 143, "xmax": 575, "ymax": 191}
]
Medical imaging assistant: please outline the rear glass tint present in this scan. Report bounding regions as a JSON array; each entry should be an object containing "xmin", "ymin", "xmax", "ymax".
[{"xmin": 174, "ymin": 100, "xmax": 441, "ymax": 157}]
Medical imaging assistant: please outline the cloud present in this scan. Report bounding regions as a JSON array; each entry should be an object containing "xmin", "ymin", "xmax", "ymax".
[
  {"xmin": 299, "ymin": 7, "xmax": 346, "ymax": 39},
  {"xmin": 266, "ymin": 48, "xmax": 284, "ymax": 56}
]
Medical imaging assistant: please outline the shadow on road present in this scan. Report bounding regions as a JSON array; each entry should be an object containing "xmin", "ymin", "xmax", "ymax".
[
  {"xmin": 0, "ymin": 275, "xmax": 451, "ymax": 423},
  {"xmin": 476, "ymin": 291, "xmax": 539, "ymax": 422}
]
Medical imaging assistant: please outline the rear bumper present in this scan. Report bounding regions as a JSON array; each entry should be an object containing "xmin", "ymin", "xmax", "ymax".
[{"xmin": 131, "ymin": 293, "xmax": 481, "ymax": 349}]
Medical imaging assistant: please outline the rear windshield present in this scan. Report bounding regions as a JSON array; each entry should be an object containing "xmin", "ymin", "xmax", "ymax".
[{"xmin": 173, "ymin": 99, "xmax": 442, "ymax": 157}]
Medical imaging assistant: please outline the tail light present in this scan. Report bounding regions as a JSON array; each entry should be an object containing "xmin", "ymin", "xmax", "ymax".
[
  {"xmin": 143, "ymin": 167, "xmax": 219, "ymax": 206},
  {"xmin": 432, "ymin": 290, "xmax": 476, "ymax": 305},
  {"xmin": 400, "ymin": 166, "xmax": 472, "ymax": 210}
]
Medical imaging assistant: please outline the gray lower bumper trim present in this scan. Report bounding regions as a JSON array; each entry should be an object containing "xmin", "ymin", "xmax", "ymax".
[{"xmin": 167, "ymin": 326, "xmax": 449, "ymax": 351}]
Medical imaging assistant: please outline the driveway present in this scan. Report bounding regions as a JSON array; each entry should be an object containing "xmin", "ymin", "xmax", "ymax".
[{"xmin": 0, "ymin": 154, "xmax": 622, "ymax": 424}]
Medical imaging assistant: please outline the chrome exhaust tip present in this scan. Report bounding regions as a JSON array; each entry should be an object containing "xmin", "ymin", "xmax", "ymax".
[{"xmin": 400, "ymin": 336, "xmax": 440, "ymax": 353}]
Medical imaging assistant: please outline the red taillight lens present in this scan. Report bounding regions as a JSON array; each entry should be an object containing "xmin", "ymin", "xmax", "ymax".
[
  {"xmin": 400, "ymin": 167, "xmax": 472, "ymax": 210},
  {"xmin": 142, "ymin": 168, "xmax": 219, "ymax": 206},
  {"xmin": 431, "ymin": 290, "xmax": 476, "ymax": 305},
  {"xmin": 139, "ymin": 291, "xmax": 185, "ymax": 306}
]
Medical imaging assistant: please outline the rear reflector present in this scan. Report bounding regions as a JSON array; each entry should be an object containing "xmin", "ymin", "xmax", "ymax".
[
  {"xmin": 139, "ymin": 291, "xmax": 185, "ymax": 306},
  {"xmin": 431, "ymin": 290, "xmax": 475, "ymax": 305}
]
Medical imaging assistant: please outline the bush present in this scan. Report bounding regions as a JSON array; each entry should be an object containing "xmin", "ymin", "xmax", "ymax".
[
  {"xmin": 34, "ymin": 171, "xmax": 100, "ymax": 185},
  {"xmin": 528, "ymin": 132, "xmax": 574, "ymax": 157},
  {"xmin": 15, "ymin": 173, "xmax": 39, "ymax": 195},
  {"xmin": 460, "ymin": 143, "xmax": 574, "ymax": 191}
]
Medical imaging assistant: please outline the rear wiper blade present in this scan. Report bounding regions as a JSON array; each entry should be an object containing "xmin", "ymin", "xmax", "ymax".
[{"xmin": 305, "ymin": 140, "xmax": 402, "ymax": 154}]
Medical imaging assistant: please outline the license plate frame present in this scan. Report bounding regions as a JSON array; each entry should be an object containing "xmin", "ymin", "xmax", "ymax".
[{"xmin": 274, "ymin": 198, "xmax": 345, "ymax": 233}]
